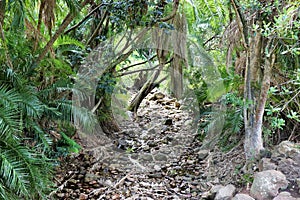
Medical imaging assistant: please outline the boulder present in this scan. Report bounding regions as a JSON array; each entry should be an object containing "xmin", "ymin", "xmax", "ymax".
[
  {"xmin": 215, "ymin": 184, "xmax": 236, "ymax": 200},
  {"xmin": 232, "ymin": 193, "xmax": 255, "ymax": 200},
  {"xmin": 250, "ymin": 170, "xmax": 288, "ymax": 200}
]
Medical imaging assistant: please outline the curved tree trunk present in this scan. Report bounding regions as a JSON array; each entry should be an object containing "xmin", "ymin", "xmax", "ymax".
[{"xmin": 98, "ymin": 92, "xmax": 121, "ymax": 135}]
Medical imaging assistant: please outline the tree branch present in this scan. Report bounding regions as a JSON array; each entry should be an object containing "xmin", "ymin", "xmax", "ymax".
[
  {"xmin": 159, "ymin": 0, "xmax": 179, "ymax": 22},
  {"xmin": 86, "ymin": 10, "xmax": 108, "ymax": 45},
  {"xmin": 65, "ymin": 3, "xmax": 106, "ymax": 34},
  {"xmin": 35, "ymin": 0, "xmax": 90, "ymax": 65},
  {"xmin": 118, "ymin": 55, "xmax": 156, "ymax": 72},
  {"xmin": 230, "ymin": 0, "xmax": 248, "ymax": 48}
]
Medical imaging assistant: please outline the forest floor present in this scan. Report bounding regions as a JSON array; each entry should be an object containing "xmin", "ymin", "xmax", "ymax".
[{"xmin": 51, "ymin": 89, "xmax": 254, "ymax": 200}]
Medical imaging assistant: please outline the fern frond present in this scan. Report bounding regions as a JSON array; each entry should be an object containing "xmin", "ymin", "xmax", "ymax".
[
  {"xmin": 17, "ymin": 87, "xmax": 44, "ymax": 118},
  {"xmin": 0, "ymin": 85, "xmax": 21, "ymax": 107},
  {"xmin": 54, "ymin": 35, "xmax": 84, "ymax": 49},
  {"xmin": 0, "ymin": 143, "xmax": 30, "ymax": 197},
  {"xmin": 0, "ymin": 107, "xmax": 20, "ymax": 138}
]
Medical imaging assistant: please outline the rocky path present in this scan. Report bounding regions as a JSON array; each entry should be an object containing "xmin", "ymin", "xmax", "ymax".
[{"xmin": 51, "ymin": 90, "xmax": 300, "ymax": 200}]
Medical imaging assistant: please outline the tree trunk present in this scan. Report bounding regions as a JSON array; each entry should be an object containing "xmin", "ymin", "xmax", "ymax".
[
  {"xmin": 98, "ymin": 92, "xmax": 121, "ymax": 135},
  {"xmin": 170, "ymin": 55, "xmax": 183, "ymax": 99},
  {"xmin": 0, "ymin": 0, "xmax": 5, "ymax": 26},
  {"xmin": 170, "ymin": 14, "xmax": 186, "ymax": 99},
  {"xmin": 128, "ymin": 63, "xmax": 163, "ymax": 113}
]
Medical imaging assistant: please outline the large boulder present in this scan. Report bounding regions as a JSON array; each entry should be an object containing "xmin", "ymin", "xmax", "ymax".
[{"xmin": 250, "ymin": 170, "xmax": 288, "ymax": 200}]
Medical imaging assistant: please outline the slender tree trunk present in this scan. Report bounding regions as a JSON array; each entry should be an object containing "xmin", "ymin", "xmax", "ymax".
[
  {"xmin": 127, "ymin": 65, "xmax": 162, "ymax": 113},
  {"xmin": 170, "ymin": 14, "xmax": 186, "ymax": 99},
  {"xmin": 0, "ymin": 0, "xmax": 5, "ymax": 26}
]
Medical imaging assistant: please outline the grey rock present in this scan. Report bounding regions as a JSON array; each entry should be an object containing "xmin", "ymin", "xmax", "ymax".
[
  {"xmin": 154, "ymin": 153, "xmax": 168, "ymax": 161},
  {"xmin": 215, "ymin": 184, "xmax": 236, "ymax": 200},
  {"xmin": 196, "ymin": 149, "xmax": 209, "ymax": 160},
  {"xmin": 250, "ymin": 170, "xmax": 288, "ymax": 200},
  {"xmin": 259, "ymin": 158, "xmax": 277, "ymax": 171},
  {"xmin": 272, "ymin": 141, "xmax": 300, "ymax": 159},
  {"xmin": 201, "ymin": 185, "xmax": 223, "ymax": 199},
  {"xmin": 141, "ymin": 153, "xmax": 153, "ymax": 162},
  {"xmin": 232, "ymin": 193, "xmax": 255, "ymax": 200},
  {"xmin": 273, "ymin": 192, "xmax": 296, "ymax": 200}
]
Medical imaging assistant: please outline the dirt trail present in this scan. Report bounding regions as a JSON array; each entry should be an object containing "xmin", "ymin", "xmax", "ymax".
[{"xmin": 52, "ymin": 90, "xmax": 246, "ymax": 199}]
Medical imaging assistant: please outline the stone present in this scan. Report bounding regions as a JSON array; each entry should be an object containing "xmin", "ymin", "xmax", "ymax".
[
  {"xmin": 277, "ymin": 158, "xmax": 300, "ymax": 180},
  {"xmin": 232, "ymin": 193, "xmax": 255, "ymax": 200},
  {"xmin": 196, "ymin": 149, "xmax": 209, "ymax": 160},
  {"xmin": 79, "ymin": 193, "xmax": 88, "ymax": 200},
  {"xmin": 258, "ymin": 158, "xmax": 277, "ymax": 171},
  {"xmin": 273, "ymin": 192, "xmax": 296, "ymax": 200},
  {"xmin": 153, "ymin": 165, "xmax": 161, "ymax": 171},
  {"xmin": 164, "ymin": 118, "xmax": 173, "ymax": 125},
  {"xmin": 201, "ymin": 185, "xmax": 223, "ymax": 199},
  {"xmin": 272, "ymin": 141, "xmax": 300, "ymax": 159},
  {"xmin": 154, "ymin": 153, "xmax": 168, "ymax": 161},
  {"xmin": 250, "ymin": 170, "xmax": 288, "ymax": 200},
  {"xmin": 215, "ymin": 184, "xmax": 236, "ymax": 200},
  {"xmin": 152, "ymin": 92, "xmax": 165, "ymax": 100}
]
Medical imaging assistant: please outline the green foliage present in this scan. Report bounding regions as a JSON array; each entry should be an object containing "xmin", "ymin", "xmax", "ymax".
[
  {"xmin": 0, "ymin": 83, "xmax": 53, "ymax": 199},
  {"xmin": 218, "ymin": 92, "xmax": 244, "ymax": 151},
  {"xmin": 56, "ymin": 132, "xmax": 81, "ymax": 155}
]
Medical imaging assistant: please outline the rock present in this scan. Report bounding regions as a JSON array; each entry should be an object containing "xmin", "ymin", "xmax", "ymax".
[
  {"xmin": 201, "ymin": 185, "xmax": 223, "ymax": 199},
  {"xmin": 150, "ymin": 92, "xmax": 165, "ymax": 100},
  {"xmin": 277, "ymin": 158, "xmax": 300, "ymax": 180},
  {"xmin": 250, "ymin": 170, "xmax": 288, "ymax": 200},
  {"xmin": 79, "ymin": 193, "xmax": 88, "ymax": 200},
  {"xmin": 196, "ymin": 149, "xmax": 209, "ymax": 160},
  {"xmin": 258, "ymin": 158, "xmax": 277, "ymax": 171},
  {"xmin": 232, "ymin": 193, "xmax": 255, "ymax": 200},
  {"xmin": 154, "ymin": 153, "xmax": 168, "ymax": 161},
  {"xmin": 174, "ymin": 101, "xmax": 181, "ymax": 109},
  {"xmin": 164, "ymin": 118, "xmax": 173, "ymax": 125},
  {"xmin": 154, "ymin": 165, "xmax": 161, "ymax": 171},
  {"xmin": 215, "ymin": 184, "xmax": 236, "ymax": 200},
  {"xmin": 272, "ymin": 141, "xmax": 300, "ymax": 159},
  {"xmin": 273, "ymin": 192, "xmax": 296, "ymax": 200}
]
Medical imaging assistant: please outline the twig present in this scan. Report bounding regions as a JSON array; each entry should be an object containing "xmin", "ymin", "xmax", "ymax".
[
  {"xmin": 88, "ymin": 187, "xmax": 107, "ymax": 196},
  {"xmin": 159, "ymin": 0, "xmax": 179, "ymax": 22},
  {"xmin": 114, "ymin": 171, "xmax": 133, "ymax": 188},
  {"xmin": 117, "ymin": 64, "xmax": 160, "ymax": 77},
  {"xmin": 48, "ymin": 174, "xmax": 75, "ymax": 197},
  {"xmin": 281, "ymin": 89, "xmax": 300, "ymax": 112},
  {"xmin": 119, "ymin": 55, "xmax": 156, "ymax": 72}
]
